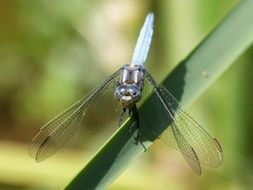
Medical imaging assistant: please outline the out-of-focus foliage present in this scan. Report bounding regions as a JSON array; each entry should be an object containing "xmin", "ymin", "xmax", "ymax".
[{"xmin": 0, "ymin": 0, "xmax": 252, "ymax": 190}]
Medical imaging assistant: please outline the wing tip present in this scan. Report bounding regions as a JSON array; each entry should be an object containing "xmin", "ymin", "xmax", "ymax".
[
  {"xmin": 213, "ymin": 138, "xmax": 224, "ymax": 165},
  {"xmin": 191, "ymin": 147, "xmax": 202, "ymax": 175}
]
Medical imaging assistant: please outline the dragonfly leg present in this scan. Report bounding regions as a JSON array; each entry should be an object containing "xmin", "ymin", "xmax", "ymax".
[
  {"xmin": 129, "ymin": 121, "xmax": 135, "ymax": 133},
  {"xmin": 135, "ymin": 132, "xmax": 147, "ymax": 152},
  {"xmin": 131, "ymin": 105, "xmax": 147, "ymax": 151},
  {"xmin": 129, "ymin": 106, "xmax": 138, "ymax": 133},
  {"xmin": 119, "ymin": 107, "xmax": 127, "ymax": 126}
]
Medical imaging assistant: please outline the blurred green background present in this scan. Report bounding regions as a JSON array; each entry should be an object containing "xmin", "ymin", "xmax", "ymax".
[{"xmin": 0, "ymin": 0, "xmax": 252, "ymax": 189}]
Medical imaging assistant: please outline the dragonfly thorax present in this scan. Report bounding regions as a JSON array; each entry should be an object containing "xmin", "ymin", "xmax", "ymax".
[{"xmin": 115, "ymin": 64, "xmax": 144, "ymax": 108}]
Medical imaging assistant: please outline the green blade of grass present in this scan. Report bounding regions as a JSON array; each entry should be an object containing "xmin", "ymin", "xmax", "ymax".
[{"xmin": 65, "ymin": 0, "xmax": 253, "ymax": 189}]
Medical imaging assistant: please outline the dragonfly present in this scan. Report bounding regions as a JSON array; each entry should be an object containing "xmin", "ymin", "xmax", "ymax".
[{"xmin": 29, "ymin": 12, "xmax": 223, "ymax": 175}]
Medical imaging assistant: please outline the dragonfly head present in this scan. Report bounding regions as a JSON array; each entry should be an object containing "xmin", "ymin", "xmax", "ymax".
[{"xmin": 115, "ymin": 84, "xmax": 141, "ymax": 108}]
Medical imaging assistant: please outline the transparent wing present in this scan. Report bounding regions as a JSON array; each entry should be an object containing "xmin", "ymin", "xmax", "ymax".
[
  {"xmin": 131, "ymin": 13, "xmax": 154, "ymax": 67},
  {"xmin": 141, "ymin": 70, "xmax": 223, "ymax": 173},
  {"xmin": 171, "ymin": 122, "xmax": 201, "ymax": 174},
  {"xmin": 29, "ymin": 69, "xmax": 122, "ymax": 162}
]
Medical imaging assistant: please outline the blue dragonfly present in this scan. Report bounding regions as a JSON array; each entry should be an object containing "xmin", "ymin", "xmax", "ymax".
[{"xmin": 29, "ymin": 13, "xmax": 223, "ymax": 175}]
